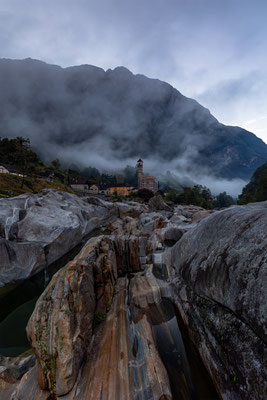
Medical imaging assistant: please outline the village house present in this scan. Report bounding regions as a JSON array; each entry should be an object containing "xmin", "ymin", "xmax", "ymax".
[
  {"xmin": 137, "ymin": 159, "xmax": 158, "ymax": 193},
  {"xmin": 0, "ymin": 163, "xmax": 23, "ymax": 176},
  {"xmin": 88, "ymin": 184, "xmax": 99, "ymax": 194},
  {"xmin": 70, "ymin": 182, "xmax": 89, "ymax": 191}
]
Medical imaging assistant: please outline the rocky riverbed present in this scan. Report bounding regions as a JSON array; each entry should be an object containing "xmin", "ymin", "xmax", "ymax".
[{"xmin": 0, "ymin": 190, "xmax": 266, "ymax": 399}]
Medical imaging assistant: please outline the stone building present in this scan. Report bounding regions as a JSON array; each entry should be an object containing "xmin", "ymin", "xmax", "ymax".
[{"xmin": 137, "ymin": 159, "xmax": 158, "ymax": 193}]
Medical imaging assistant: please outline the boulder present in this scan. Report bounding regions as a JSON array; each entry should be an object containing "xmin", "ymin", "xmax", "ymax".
[
  {"xmin": 26, "ymin": 249, "xmax": 96, "ymax": 396},
  {"xmin": 163, "ymin": 226, "xmax": 184, "ymax": 243},
  {"xmin": 25, "ymin": 231, "xmax": 123, "ymax": 396},
  {"xmin": 115, "ymin": 201, "xmax": 147, "ymax": 218},
  {"xmin": 0, "ymin": 353, "xmax": 36, "ymax": 400},
  {"xmin": 148, "ymin": 194, "xmax": 173, "ymax": 212},
  {"xmin": 0, "ymin": 190, "xmax": 111, "ymax": 287},
  {"xmin": 25, "ymin": 225, "xmax": 148, "ymax": 396},
  {"xmin": 0, "ymin": 353, "xmax": 35, "ymax": 384},
  {"xmin": 168, "ymin": 201, "xmax": 267, "ymax": 399}
]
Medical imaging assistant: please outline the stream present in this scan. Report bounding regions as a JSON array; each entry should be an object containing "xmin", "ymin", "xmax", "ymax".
[{"xmin": 150, "ymin": 248, "xmax": 219, "ymax": 400}]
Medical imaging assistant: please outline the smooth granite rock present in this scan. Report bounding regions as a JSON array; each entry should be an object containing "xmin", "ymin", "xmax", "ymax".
[
  {"xmin": 0, "ymin": 190, "xmax": 111, "ymax": 287},
  {"xmin": 1, "ymin": 197, "xmax": 265, "ymax": 400},
  {"xmin": 168, "ymin": 201, "xmax": 267, "ymax": 400}
]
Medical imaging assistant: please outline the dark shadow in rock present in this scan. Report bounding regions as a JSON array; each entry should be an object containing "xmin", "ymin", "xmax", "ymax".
[
  {"xmin": 152, "ymin": 263, "xmax": 168, "ymax": 280},
  {"xmin": 147, "ymin": 298, "xmax": 219, "ymax": 400},
  {"xmin": 174, "ymin": 305, "xmax": 220, "ymax": 400},
  {"xmin": 164, "ymin": 239, "xmax": 178, "ymax": 248},
  {"xmin": 0, "ymin": 226, "xmax": 107, "ymax": 357},
  {"xmin": 150, "ymin": 299, "xmax": 198, "ymax": 400}
]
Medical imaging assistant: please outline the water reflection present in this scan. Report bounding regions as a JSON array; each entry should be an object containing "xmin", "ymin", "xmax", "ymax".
[
  {"xmin": 150, "ymin": 299, "xmax": 198, "ymax": 400},
  {"xmin": 0, "ymin": 227, "xmax": 107, "ymax": 357}
]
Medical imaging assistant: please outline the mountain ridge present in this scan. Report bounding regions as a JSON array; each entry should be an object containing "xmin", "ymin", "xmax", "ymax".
[{"xmin": 0, "ymin": 57, "xmax": 266, "ymax": 185}]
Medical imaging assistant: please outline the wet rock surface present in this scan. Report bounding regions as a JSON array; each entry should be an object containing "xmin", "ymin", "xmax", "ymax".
[{"xmin": 0, "ymin": 194, "xmax": 265, "ymax": 400}]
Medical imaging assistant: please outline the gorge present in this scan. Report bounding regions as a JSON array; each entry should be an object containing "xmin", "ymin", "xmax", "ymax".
[{"xmin": 0, "ymin": 190, "xmax": 266, "ymax": 400}]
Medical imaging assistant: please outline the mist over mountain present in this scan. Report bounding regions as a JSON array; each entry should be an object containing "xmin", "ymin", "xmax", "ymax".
[{"xmin": 0, "ymin": 58, "xmax": 267, "ymax": 195}]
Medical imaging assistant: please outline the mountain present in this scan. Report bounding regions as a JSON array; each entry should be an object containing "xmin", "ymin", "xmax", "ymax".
[
  {"xmin": 238, "ymin": 162, "xmax": 267, "ymax": 204},
  {"xmin": 0, "ymin": 58, "xmax": 266, "ymax": 184}
]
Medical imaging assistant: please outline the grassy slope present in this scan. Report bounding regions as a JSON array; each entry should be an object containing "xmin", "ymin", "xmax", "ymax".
[{"xmin": 0, "ymin": 174, "xmax": 74, "ymax": 197}]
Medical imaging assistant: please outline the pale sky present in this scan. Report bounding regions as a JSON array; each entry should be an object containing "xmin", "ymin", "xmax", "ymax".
[{"xmin": 1, "ymin": 0, "xmax": 267, "ymax": 143}]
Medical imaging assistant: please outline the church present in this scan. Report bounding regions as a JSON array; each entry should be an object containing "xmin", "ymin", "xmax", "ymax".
[{"xmin": 137, "ymin": 159, "xmax": 158, "ymax": 193}]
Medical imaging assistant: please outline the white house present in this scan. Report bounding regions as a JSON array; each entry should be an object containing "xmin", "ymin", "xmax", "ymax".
[
  {"xmin": 0, "ymin": 163, "xmax": 22, "ymax": 176},
  {"xmin": 88, "ymin": 184, "xmax": 99, "ymax": 194},
  {"xmin": 0, "ymin": 165, "xmax": 10, "ymax": 174}
]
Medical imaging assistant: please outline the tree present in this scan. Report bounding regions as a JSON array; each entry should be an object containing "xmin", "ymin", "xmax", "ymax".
[
  {"xmin": 82, "ymin": 166, "xmax": 101, "ymax": 184},
  {"xmin": 101, "ymin": 173, "xmax": 116, "ymax": 186},
  {"xmin": 12, "ymin": 137, "xmax": 40, "ymax": 188},
  {"xmin": 238, "ymin": 162, "xmax": 267, "ymax": 204},
  {"xmin": 123, "ymin": 165, "xmax": 138, "ymax": 186},
  {"xmin": 0, "ymin": 136, "xmax": 40, "ymax": 169},
  {"xmin": 137, "ymin": 188, "xmax": 154, "ymax": 202},
  {"xmin": 166, "ymin": 189, "xmax": 179, "ymax": 203},
  {"xmin": 175, "ymin": 185, "xmax": 213, "ymax": 209},
  {"xmin": 51, "ymin": 159, "xmax": 61, "ymax": 170},
  {"xmin": 213, "ymin": 192, "xmax": 235, "ymax": 208}
]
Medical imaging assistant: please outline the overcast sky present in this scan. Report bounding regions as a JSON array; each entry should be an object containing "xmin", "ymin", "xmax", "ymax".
[{"xmin": 1, "ymin": 0, "xmax": 267, "ymax": 143}]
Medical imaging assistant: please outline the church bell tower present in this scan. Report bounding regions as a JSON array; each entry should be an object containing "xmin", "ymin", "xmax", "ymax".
[{"xmin": 137, "ymin": 159, "xmax": 143, "ymax": 189}]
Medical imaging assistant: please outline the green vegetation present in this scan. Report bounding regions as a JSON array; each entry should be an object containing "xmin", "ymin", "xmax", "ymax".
[
  {"xmin": 122, "ymin": 165, "xmax": 138, "ymax": 186},
  {"xmin": 93, "ymin": 312, "xmax": 106, "ymax": 327},
  {"xmin": 0, "ymin": 137, "xmax": 74, "ymax": 196},
  {"xmin": 233, "ymin": 375, "xmax": 238, "ymax": 383},
  {"xmin": 59, "ymin": 335, "xmax": 63, "ymax": 351},
  {"xmin": 166, "ymin": 185, "xmax": 235, "ymax": 209},
  {"xmin": 51, "ymin": 159, "xmax": 61, "ymax": 170},
  {"xmin": 0, "ymin": 137, "xmax": 41, "ymax": 170},
  {"xmin": 238, "ymin": 162, "xmax": 267, "ymax": 204},
  {"xmin": 0, "ymin": 173, "xmax": 73, "ymax": 197},
  {"xmin": 213, "ymin": 192, "xmax": 235, "ymax": 208},
  {"xmin": 166, "ymin": 185, "xmax": 213, "ymax": 209}
]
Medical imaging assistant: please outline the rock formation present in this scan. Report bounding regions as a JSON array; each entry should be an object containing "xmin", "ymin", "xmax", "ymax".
[
  {"xmin": 0, "ymin": 190, "xmax": 113, "ymax": 287},
  {"xmin": 0, "ymin": 192, "xmax": 266, "ymax": 400},
  {"xmin": 167, "ymin": 201, "xmax": 267, "ymax": 400}
]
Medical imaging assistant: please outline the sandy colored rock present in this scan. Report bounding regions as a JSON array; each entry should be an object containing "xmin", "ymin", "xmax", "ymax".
[
  {"xmin": 26, "ymin": 253, "xmax": 95, "ymax": 396},
  {"xmin": 63, "ymin": 278, "xmax": 172, "ymax": 400}
]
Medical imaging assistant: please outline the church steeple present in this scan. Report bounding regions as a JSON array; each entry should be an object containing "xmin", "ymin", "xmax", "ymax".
[{"xmin": 137, "ymin": 159, "xmax": 143, "ymax": 189}]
